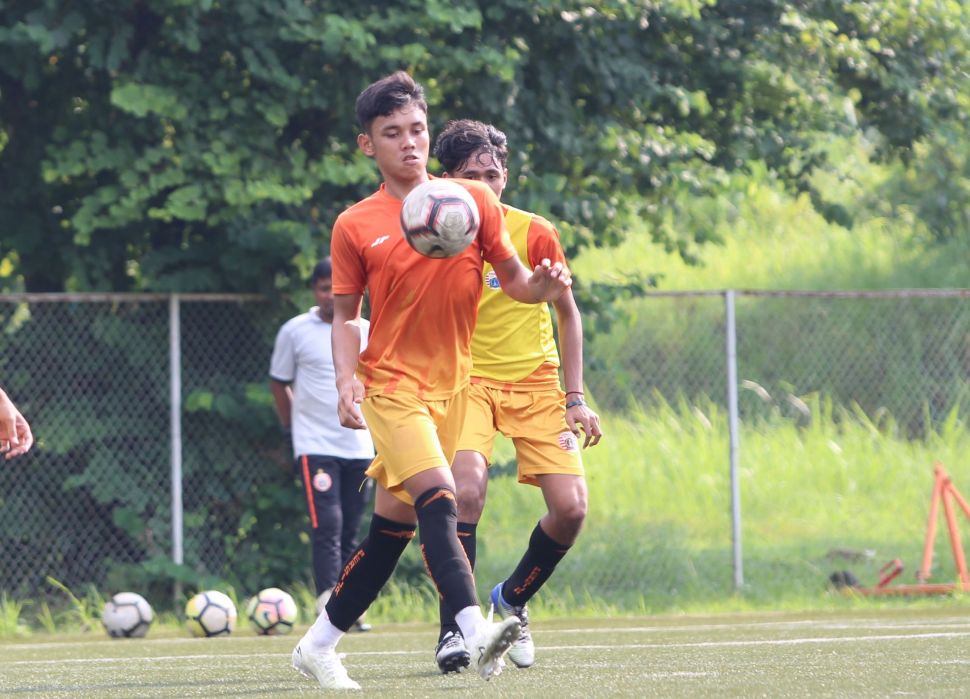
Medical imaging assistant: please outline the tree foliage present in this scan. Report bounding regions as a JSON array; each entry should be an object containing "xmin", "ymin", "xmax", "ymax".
[{"xmin": 1, "ymin": 0, "xmax": 967, "ymax": 293}]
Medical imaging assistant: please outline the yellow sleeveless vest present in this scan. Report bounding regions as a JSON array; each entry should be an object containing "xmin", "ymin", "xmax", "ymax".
[{"xmin": 471, "ymin": 206, "xmax": 560, "ymax": 381}]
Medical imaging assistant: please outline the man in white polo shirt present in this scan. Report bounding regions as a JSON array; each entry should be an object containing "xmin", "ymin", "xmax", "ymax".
[{"xmin": 270, "ymin": 258, "xmax": 375, "ymax": 628}]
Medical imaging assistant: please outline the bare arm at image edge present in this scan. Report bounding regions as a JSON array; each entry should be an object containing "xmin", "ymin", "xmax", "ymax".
[{"xmin": 0, "ymin": 388, "xmax": 34, "ymax": 459}]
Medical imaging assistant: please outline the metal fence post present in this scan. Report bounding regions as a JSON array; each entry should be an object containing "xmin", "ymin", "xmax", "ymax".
[
  {"xmin": 725, "ymin": 289, "xmax": 744, "ymax": 589},
  {"xmin": 169, "ymin": 294, "xmax": 184, "ymax": 603}
]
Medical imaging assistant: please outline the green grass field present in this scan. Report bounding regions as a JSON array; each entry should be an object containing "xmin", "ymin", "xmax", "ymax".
[{"xmin": 3, "ymin": 608, "xmax": 970, "ymax": 697}]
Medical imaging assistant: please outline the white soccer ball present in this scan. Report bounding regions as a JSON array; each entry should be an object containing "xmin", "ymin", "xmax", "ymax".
[
  {"xmin": 101, "ymin": 592, "xmax": 154, "ymax": 638},
  {"xmin": 185, "ymin": 590, "xmax": 237, "ymax": 638},
  {"xmin": 400, "ymin": 179, "xmax": 480, "ymax": 258},
  {"xmin": 245, "ymin": 587, "xmax": 299, "ymax": 636}
]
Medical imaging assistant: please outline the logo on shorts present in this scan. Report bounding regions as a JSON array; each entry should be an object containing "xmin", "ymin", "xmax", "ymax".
[
  {"xmin": 558, "ymin": 431, "xmax": 579, "ymax": 452},
  {"xmin": 484, "ymin": 270, "xmax": 500, "ymax": 289},
  {"xmin": 312, "ymin": 469, "xmax": 333, "ymax": 492}
]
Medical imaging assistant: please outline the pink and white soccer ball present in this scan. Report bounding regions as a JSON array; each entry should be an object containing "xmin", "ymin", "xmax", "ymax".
[
  {"xmin": 400, "ymin": 179, "xmax": 480, "ymax": 258},
  {"xmin": 246, "ymin": 587, "xmax": 299, "ymax": 636}
]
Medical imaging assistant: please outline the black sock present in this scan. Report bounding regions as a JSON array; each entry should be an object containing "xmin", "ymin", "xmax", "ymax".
[
  {"xmin": 324, "ymin": 514, "xmax": 415, "ymax": 631},
  {"xmin": 415, "ymin": 487, "xmax": 478, "ymax": 616},
  {"xmin": 502, "ymin": 521, "xmax": 571, "ymax": 606},
  {"xmin": 438, "ymin": 521, "xmax": 477, "ymax": 641}
]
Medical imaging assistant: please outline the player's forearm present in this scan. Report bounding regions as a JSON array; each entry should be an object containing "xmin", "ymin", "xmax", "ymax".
[
  {"xmin": 332, "ymin": 319, "xmax": 363, "ymax": 391},
  {"xmin": 555, "ymin": 293, "xmax": 585, "ymax": 395},
  {"xmin": 268, "ymin": 381, "xmax": 292, "ymax": 426},
  {"xmin": 493, "ymin": 256, "xmax": 544, "ymax": 304}
]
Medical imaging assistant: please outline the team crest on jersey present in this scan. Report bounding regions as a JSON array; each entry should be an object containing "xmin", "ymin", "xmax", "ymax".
[
  {"xmin": 312, "ymin": 469, "xmax": 333, "ymax": 492},
  {"xmin": 558, "ymin": 431, "xmax": 579, "ymax": 452},
  {"xmin": 484, "ymin": 270, "xmax": 501, "ymax": 289}
]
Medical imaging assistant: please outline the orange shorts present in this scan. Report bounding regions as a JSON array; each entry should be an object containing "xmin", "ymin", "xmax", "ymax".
[
  {"xmin": 362, "ymin": 390, "xmax": 467, "ymax": 505},
  {"xmin": 456, "ymin": 383, "xmax": 583, "ymax": 487}
]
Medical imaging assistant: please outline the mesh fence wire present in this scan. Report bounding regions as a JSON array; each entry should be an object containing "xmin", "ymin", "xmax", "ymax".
[
  {"xmin": 584, "ymin": 291, "xmax": 970, "ymax": 434},
  {"xmin": 0, "ymin": 298, "xmax": 171, "ymax": 597},
  {"xmin": 1, "ymin": 291, "xmax": 969, "ymax": 606}
]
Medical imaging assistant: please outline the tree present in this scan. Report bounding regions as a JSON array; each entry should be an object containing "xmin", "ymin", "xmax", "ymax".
[{"xmin": 3, "ymin": 1, "xmax": 967, "ymax": 293}]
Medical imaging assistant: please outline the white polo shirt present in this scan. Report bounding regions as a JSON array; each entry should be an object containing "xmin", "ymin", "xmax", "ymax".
[{"xmin": 269, "ymin": 308, "xmax": 375, "ymax": 460}]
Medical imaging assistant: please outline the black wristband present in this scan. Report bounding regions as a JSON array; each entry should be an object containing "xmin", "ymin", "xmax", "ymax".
[{"xmin": 565, "ymin": 398, "xmax": 586, "ymax": 409}]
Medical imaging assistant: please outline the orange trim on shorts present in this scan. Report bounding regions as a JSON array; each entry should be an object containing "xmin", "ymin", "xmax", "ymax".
[{"xmin": 301, "ymin": 455, "xmax": 318, "ymax": 529}]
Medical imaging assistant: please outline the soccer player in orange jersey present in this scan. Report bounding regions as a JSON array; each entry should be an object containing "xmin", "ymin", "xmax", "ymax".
[
  {"xmin": 431, "ymin": 119, "xmax": 603, "ymax": 673},
  {"xmin": 290, "ymin": 72, "xmax": 572, "ymax": 691}
]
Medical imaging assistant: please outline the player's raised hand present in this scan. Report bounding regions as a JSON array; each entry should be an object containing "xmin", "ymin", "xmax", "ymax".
[
  {"xmin": 336, "ymin": 376, "xmax": 367, "ymax": 430},
  {"xmin": 528, "ymin": 258, "xmax": 572, "ymax": 303},
  {"xmin": 566, "ymin": 400, "xmax": 603, "ymax": 448}
]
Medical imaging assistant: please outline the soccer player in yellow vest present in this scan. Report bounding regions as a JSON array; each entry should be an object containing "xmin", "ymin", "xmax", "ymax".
[{"xmin": 433, "ymin": 119, "xmax": 603, "ymax": 673}]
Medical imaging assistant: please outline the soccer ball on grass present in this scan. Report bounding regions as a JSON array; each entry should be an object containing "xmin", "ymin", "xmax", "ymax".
[
  {"xmin": 400, "ymin": 179, "xmax": 480, "ymax": 258},
  {"xmin": 185, "ymin": 590, "xmax": 237, "ymax": 637},
  {"xmin": 101, "ymin": 592, "xmax": 154, "ymax": 638},
  {"xmin": 245, "ymin": 587, "xmax": 299, "ymax": 636}
]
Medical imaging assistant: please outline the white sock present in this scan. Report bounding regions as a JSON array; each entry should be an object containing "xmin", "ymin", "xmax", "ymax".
[
  {"xmin": 306, "ymin": 609, "xmax": 344, "ymax": 651},
  {"xmin": 455, "ymin": 605, "xmax": 486, "ymax": 642}
]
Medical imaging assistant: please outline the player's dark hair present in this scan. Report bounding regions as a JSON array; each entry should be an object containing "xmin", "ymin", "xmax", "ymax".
[
  {"xmin": 310, "ymin": 257, "xmax": 332, "ymax": 284},
  {"xmin": 355, "ymin": 71, "xmax": 428, "ymax": 133},
  {"xmin": 434, "ymin": 119, "xmax": 509, "ymax": 174}
]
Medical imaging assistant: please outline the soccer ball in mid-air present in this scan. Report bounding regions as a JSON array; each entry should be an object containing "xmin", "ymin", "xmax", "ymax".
[
  {"xmin": 245, "ymin": 587, "xmax": 299, "ymax": 636},
  {"xmin": 185, "ymin": 590, "xmax": 237, "ymax": 638},
  {"xmin": 101, "ymin": 592, "xmax": 154, "ymax": 638},
  {"xmin": 400, "ymin": 179, "xmax": 480, "ymax": 258}
]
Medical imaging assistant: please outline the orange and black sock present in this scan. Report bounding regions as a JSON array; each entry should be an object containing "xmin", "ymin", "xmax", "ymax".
[
  {"xmin": 324, "ymin": 514, "xmax": 415, "ymax": 631},
  {"xmin": 415, "ymin": 487, "xmax": 478, "ymax": 615},
  {"xmin": 502, "ymin": 521, "xmax": 571, "ymax": 606},
  {"xmin": 438, "ymin": 520, "xmax": 477, "ymax": 641}
]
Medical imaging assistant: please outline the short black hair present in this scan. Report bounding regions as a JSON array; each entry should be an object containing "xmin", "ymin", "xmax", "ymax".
[
  {"xmin": 310, "ymin": 257, "xmax": 332, "ymax": 284},
  {"xmin": 434, "ymin": 119, "xmax": 509, "ymax": 174},
  {"xmin": 355, "ymin": 71, "xmax": 428, "ymax": 133}
]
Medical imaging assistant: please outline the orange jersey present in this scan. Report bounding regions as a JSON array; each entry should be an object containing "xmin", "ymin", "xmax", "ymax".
[
  {"xmin": 470, "ymin": 206, "xmax": 567, "ymax": 386},
  {"xmin": 330, "ymin": 177, "xmax": 515, "ymax": 400}
]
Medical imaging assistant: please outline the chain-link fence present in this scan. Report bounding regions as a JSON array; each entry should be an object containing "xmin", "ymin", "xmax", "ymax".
[
  {"xmin": 585, "ymin": 290, "xmax": 970, "ymax": 435},
  {"xmin": 2, "ymin": 290, "xmax": 969, "ymax": 607},
  {"xmin": 577, "ymin": 289, "xmax": 970, "ymax": 600},
  {"xmin": 0, "ymin": 294, "xmax": 285, "ymax": 602}
]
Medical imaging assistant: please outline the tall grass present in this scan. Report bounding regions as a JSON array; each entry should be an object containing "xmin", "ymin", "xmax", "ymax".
[
  {"xmin": 474, "ymin": 397, "xmax": 970, "ymax": 614},
  {"xmin": 44, "ymin": 577, "xmax": 104, "ymax": 633},
  {"xmin": 4, "ymin": 401, "xmax": 968, "ymax": 637},
  {"xmin": 0, "ymin": 593, "xmax": 30, "ymax": 637}
]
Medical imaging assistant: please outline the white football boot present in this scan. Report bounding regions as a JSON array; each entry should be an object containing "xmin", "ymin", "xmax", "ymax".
[
  {"xmin": 292, "ymin": 633, "xmax": 360, "ymax": 691},
  {"xmin": 490, "ymin": 582, "xmax": 536, "ymax": 668},
  {"xmin": 464, "ymin": 615, "xmax": 520, "ymax": 681}
]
